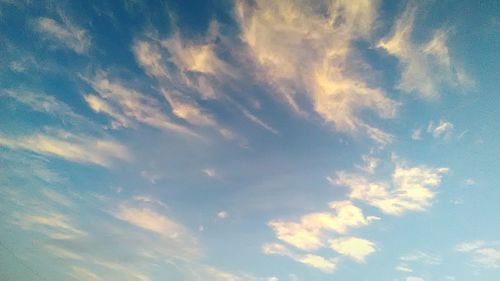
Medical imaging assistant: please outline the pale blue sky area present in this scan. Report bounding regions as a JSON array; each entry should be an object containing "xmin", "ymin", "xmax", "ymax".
[{"xmin": 0, "ymin": 0, "xmax": 499, "ymax": 280}]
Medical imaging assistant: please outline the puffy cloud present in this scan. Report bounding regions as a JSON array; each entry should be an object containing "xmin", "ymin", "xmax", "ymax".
[
  {"xmin": 427, "ymin": 120, "xmax": 454, "ymax": 139},
  {"xmin": 35, "ymin": 17, "xmax": 90, "ymax": 54},
  {"xmin": 235, "ymin": 0, "xmax": 398, "ymax": 143},
  {"xmin": 329, "ymin": 237, "xmax": 376, "ymax": 262},
  {"xmin": 334, "ymin": 161, "xmax": 448, "ymax": 215},
  {"xmin": 0, "ymin": 130, "xmax": 130, "ymax": 167},
  {"xmin": 269, "ymin": 200, "xmax": 370, "ymax": 250},
  {"xmin": 298, "ymin": 254, "xmax": 337, "ymax": 273},
  {"xmin": 378, "ymin": 5, "xmax": 472, "ymax": 98},
  {"xmin": 263, "ymin": 243, "xmax": 337, "ymax": 273},
  {"xmin": 456, "ymin": 241, "xmax": 500, "ymax": 269}
]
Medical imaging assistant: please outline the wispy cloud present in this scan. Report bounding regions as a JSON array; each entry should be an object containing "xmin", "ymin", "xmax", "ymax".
[
  {"xmin": 84, "ymin": 74, "xmax": 198, "ymax": 137},
  {"xmin": 113, "ymin": 205, "xmax": 185, "ymax": 239},
  {"xmin": 70, "ymin": 266, "xmax": 102, "ymax": 281},
  {"xmin": 235, "ymin": 0, "xmax": 398, "ymax": 143},
  {"xmin": 263, "ymin": 243, "xmax": 337, "ymax": 273},
  {"xmin": 378, "ymin": 5, "xmax": 473, "ymax": 98},
  {"xmin": 456, "ymin": 241, "xmax": 500, "ymax": 269},
  {"xmin": 427, "ymin": 120, "xmax": 454, "ymax": 139},
  {"xmin": 0, "ymin": 130, "xmax": 130, "ymax": 167},
  {"xmin": 35, "ymin": 17, "xmax": 90, "ymax": 54}
]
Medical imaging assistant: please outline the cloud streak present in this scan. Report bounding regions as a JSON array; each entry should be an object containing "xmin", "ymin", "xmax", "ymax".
[
  {"xmin": 0, "ymin": 130, "xmax": 130, "ymax": 167},
  {"xmin": 35, "ymin": 17, "xmax": 90, "ymax": 54}
]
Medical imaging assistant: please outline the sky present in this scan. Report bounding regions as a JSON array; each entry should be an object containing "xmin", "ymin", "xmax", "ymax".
[{"xmin": 0, "ymin": 0, "xmax": 499, "ymax": 280}]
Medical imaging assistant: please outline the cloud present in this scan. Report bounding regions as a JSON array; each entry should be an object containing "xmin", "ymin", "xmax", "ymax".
[
  {"xmin": 396, "ymin": 264, "xmax": 413, "ymax": 272},
  {"xmin": 400, "ymin": 251, "xmax": 442, "ymax": 266},
  {"xmin": 378, "ymin": 5, "xmax": 472, "ymax": 98},
  {"xmin": 84, "ymin": 75, "xmax": 197, "ymax": 136},
  {"xmin": 456, "ymin": 241, "xmax": 500, "ymax": 269},
  {"xmin": 235, "ymin": 0, "xmax": 398, "ymax": 143},
  {"xmin": 263, "ymin": 243, "xmax": 337, "ymax": 273},
  {"xmin": 202, "ymin": 168, "xmax": 219, "ymax": 179},
  {"xmin": 238, "ymin": 104, "xmax": 279, "ymax": 135},
  {"xmin": 406, "ymin": 277, "xmax": 425, "ymax": 281},
  {"xmin": 334, "ymin": 161, "xmax": 448, "ymax": 215},
  {"xmin": 70, "ymin": 266, "xmax": 102, "ymax": 281},
  {"xmin": 427, "ymin": 120, "xmax": 454, "ymax": 139},
  {"xmin": 131, "ymin": 35, "xmax": 241, "ymax": 139},
  {"xmin": 411, "ymin": 128, "xmax": 423, "ymax": 140},
  {"xmin": 35, "ymin": 17, "xmax": 90, "ymax": 54},
  {"xmin": 160, "ymin": 28, "xmax": 230, "ymax": 76},
  {"xmin": 268, "ymin": 200, "xmax": 371, "ymax": 250},
  {"xmin": 133, "ymin": 40, "xmax": 169, "ymax": 78},
  {"xmin": 113, "ymin": 205, "xmax": 185, "ymax": 239},
  {"xmin": 13, "ymin": 211, "xmax": 86, "ymax": 240},
  {"xmin": 0, "ymin": 130, "xmax": 130, "ymax": 167},
  {"xmin": 1, "ymin": 89, "xmax": 83, "ymax": 122},
  {"xmin": 329, "ymin": 237, "xmax": 376, "ymax": 262},
  {"xmin": 217, "ymin": 211, "xmax": 229, "ymax": 219}
]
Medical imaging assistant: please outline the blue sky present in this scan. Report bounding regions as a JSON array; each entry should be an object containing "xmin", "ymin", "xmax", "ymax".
[{"xmin": 0, "ymin": 0, "xmax": 499, "ymax": 280}]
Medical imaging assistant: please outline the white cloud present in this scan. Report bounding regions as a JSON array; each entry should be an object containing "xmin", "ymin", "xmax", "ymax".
[
  {"xmin": 35, "ymin": 17, "xmax": 90, "ymax": 54},
  {"xmin": 71, "ymin": 266, "xmax": 102, "ymax": 281},
  {"xmin": 356, "ymin": 155, "xmax": 380, "ymax": 174},
  {"xmin": 217, "ymin": 211, "xmax": 229, "ymax": 219},
  {"xmin": 329, "ymin": 237, "xmax": 376, "ymax": 262},
  {"xmin": 456, "ymin": 241, "xmax": 500, "ymax": 269},
  {"xmin": 1, "ymin": 89, "xmax": 82, "ymax": 122},
  {"xmin": 0, "ymin": 130, "xmax": 130, "ymax": 167},
  {"xmin": 464, "ymin": 178, "xmax": 475, "ymax": 186},
  {"xmin": 235, "ymin": 0, "xmax": 398, "ymax": 143},
  {"xmin": 263, "ymin": 243, "xmax": 337, "ymax": 273},
  {"xmin": 378, "ymin": 5, "xmax": 472, "ymax": 98},
  {"xmin": 133, "ymin": 40, "xmax": 168, "ymax": 77},
  {"xmin": 238, "ymin": 104, "xmax": 279, "ymax": 135},
  {"xmin": 396, "ymin": 264, "xmax": 413, "ymax": 272},
  {"xmin": 427, "ymin": 120, "xmax": 454, "ymax": 139},
  {"xmin": 269, "ymin": 200, "xmax": 370, "ymax": 250},
  {"xmin": 400, "ymin": 251, "xmax": 442, "ymax": 266},
  {"xmin": 161, "ymin": 30, "xmax": 229, "ymax": 76},
  {"xmin": 14, "ymin": 211, "xmax": 86, "ymax": 240},
  {"xmin": 334, "ymin": 161, "xmax": 448, "ymax": 215},
  {"xmin": 406, "ymin": 277, "xmax": 425, "ymax": 281},
  {"xmin": 131, "ymin": 37, "xmax": 238, "ymax": 139},
  {"xmin": 84, "ymin": 75, "xmax": 198, "ymax": 137},
  {"xmin": 163, "ymin": 90, "xmax": 216, "ymax": 126},
  {"xmin": 113, "ymin": 205, "xmax": 185, "ymax": 239},
  {"xmin": 202, "ymin": 168, "xmax": 219, "ymax": 179}
]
